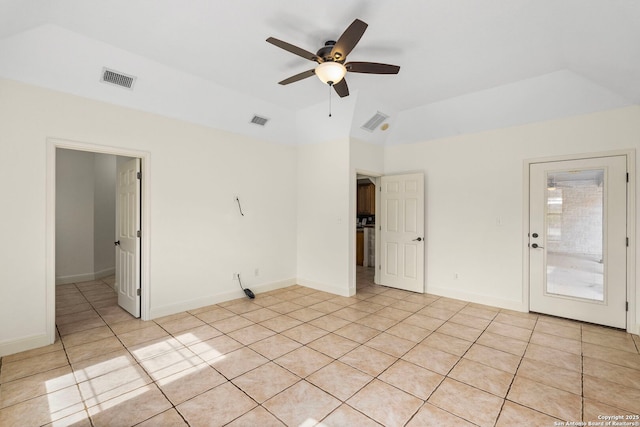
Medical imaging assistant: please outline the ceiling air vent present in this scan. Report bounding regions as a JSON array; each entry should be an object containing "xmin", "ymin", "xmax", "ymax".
[
  {"xmin": 361, "ymin": 111, "xmax": 389, "ymax": 132},
  {"xmin": 250, "ymin": 115, "xmax": 269, "ymax": 126},
  {"xmin": 100, "ymin": 67, "xmax": 136, "ymax": 89}
]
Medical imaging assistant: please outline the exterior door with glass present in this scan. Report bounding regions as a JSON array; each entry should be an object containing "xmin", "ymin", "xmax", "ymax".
[{"xmin": 529, "ymin": 156, "xmax": 627, "ymax": 328}]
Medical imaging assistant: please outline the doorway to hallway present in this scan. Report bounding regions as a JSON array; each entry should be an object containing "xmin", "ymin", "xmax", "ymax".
[
  {"xmin": 356, "ymin": 175, "xmax": 377, "ymax": 290},
  {"xmin": 46, "ymin": 138, "xmax": 150, "ymax": 346}
]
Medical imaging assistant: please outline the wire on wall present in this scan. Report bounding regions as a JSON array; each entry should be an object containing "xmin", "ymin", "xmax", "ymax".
[{"xmin": 235, "ymin": 197, "xmax": 245, "ymax": 216}]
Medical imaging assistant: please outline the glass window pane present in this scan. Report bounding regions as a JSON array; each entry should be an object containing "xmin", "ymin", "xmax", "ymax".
[{"xmin": 545, "ymin": 169, "xmax": 604, "ymax": 301}]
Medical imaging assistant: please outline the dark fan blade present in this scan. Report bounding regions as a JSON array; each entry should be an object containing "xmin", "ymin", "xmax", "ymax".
[
  {"xmin": 330, "ymin": 19, "xmax": 368, "ymax": 60},
  {"xmin": 346, "ymin": 62, "xmax": 400, "ymax": 74},
  {"xmin": 278, "ymin": 69, "xmax": 315, "ymax": 85},
  {"xmin": 333, "ymin": 78, "xmax": 349, "ymax": 97},
  {"xmin": 266, "ymin": 37, "xmax": 319, "ymax": 62}
]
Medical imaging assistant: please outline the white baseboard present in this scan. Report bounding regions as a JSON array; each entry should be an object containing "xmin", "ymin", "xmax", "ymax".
[
  {"xmin": 56, "ymin": 267, "xmax": 115, "ymax": 285},
  {"xmin": 149, "ymin": 278, "xmax": 297, "ymax": 320},
  {"xmin": 56, "ymin": 272, "xmax": 95, "ymax": 285},
  {"xmin": 296, "ymin": 278, "xmax": 351, "ymax": 297},
  {"xmin": 94, "ymin": 267, "xmax": 115, "ymax": 280},
  {"xmin": 0, "ymin": 333, "xmax": 51, "ymax": 358},
  {"xmin": 427, "ymin": 285, "xmax": 525, "ymax": 312}
]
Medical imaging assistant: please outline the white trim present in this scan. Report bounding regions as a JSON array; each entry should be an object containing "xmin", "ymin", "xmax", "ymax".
[
  {"xmin": 95, "ymin": 267, "xmax": 116, "ymax": 280},
  {"xmin": 46, "ymin": 138, "xmax": 152, "ymax": 348},
  {"xmin": 521, "ymin": 158, "xmax": 531, "ymax": 316},
  {"xmin": 349, "ymin": 170, "xmax": 357, "ymax": 295},
  {"xmin": 626, "ymin": 151, "xmax": 638, "ymax": 334},
  {"xmin": 55, "ymin": 273, "xmax": 97, "ymax": 286},
  {"xmin": 0, "ymin": 333, "xmax": 51, "ymax": 358},
  {"xmin": 297, "ymin": 277, "xmax": 352, "ymax": 297},
  {"xmin": 427, "ymin": 285, "xmax": 525, "ymax": 312},
  {"xmin": 523, "ymin": 149, "xmax": 636, "ymax": 333},
  {"xmin": 149, "ymin": 278, "xmax": 296, "ymax": 319},
  {"xmin": 55, "ymin": 267, "xmax": 115, "ymax": 285}
]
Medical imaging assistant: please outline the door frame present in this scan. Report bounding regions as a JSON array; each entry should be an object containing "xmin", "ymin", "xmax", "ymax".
[
  {"xmin": 46, "ymin": 138, "xmax": 151, "ymax": 344},
  {"xmin": 522, "ymin": 149, "xmax": 636, "ymax": 333}
]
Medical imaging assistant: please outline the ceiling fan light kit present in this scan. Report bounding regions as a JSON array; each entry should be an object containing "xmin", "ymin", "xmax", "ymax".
[
  {"xmin": 266, "ymin": 18, "xmax": 400, "ymax": 99},
  {"xmin": 315, "ymin": 61, "xmax": 347, "ymax": 85}
]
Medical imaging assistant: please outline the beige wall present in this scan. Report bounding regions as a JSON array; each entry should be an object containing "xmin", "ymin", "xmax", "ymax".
[
  {"xmin": 296, "ymin": 138, "xmax": 351, "ymax": 295},
  {"xmin": 1, "ymin": 76, "xmax": 638, "ymax": 356},
  {"xmin": 55, "ymin": 150, "xmax": 120, "ymax": 284},
  {"xmin": 385, "ymin": 105, "xmax": 640, "ymax": 333},
  {"xmin": 0, "ymin": 79, "xmax": 298, "ymax": 355}
]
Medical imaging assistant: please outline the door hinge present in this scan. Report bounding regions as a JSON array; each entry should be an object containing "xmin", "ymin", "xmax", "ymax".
[
  {"xmin": 626, "ymin": 172, "xmax": 629, "ymax": 183},
  {"xmin": 137, "ymin": 171, "xmax": 141, "ymax": 180},
  {"xmin": 626, "ymin": 301, "xmax": 629, "ymax": 311},
  {"xmin": 626, "ymin": 237, "xmax": 629, "ymax": 247},
  {"xmin": 137, "ymin": 289, "xmax": 141, "ymax": 297},
  {"xmin": 137, "ymin": 230, "xmax": 141, "ymax": 238}
]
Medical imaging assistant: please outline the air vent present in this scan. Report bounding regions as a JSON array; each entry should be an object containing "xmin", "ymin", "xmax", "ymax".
[
  {"xmin": 250, "ymin": 115, "xmax": 269, "ymax": 126},
  {"xmin": 361, "ymin": 111, "xmax": 389, "ymax": 132},
  {"xmin": 100, "ymin": 67, "xmax": 136, "ymax": 89}
]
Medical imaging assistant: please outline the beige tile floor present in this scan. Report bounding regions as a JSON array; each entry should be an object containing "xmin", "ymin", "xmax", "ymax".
[{"xmin": 1, "ymin": 268, "xmax": 640, "ymax": 426}]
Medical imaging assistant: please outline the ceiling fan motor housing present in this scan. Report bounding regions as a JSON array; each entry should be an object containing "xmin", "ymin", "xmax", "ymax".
[{"xmin": 317, "ymin": 40, "xmax": 338, "ymax": 62}]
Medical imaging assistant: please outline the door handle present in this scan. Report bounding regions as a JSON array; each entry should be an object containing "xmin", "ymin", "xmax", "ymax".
[
  {"xmin": 114, "ymin": 240, "xmax": 120, "ymax": 246},
  {"xmin": 413, "ymin": 237, "xmax": 423, "ymax": 242},
  {"xmin": 531, "ymin": 243, "xmax": 544, "ymax": 249}
]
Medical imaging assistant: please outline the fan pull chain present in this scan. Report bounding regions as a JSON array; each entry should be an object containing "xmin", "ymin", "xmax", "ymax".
[{"xmin": 328, "ymin": 84, "xmax": 332, "ymax": 118}]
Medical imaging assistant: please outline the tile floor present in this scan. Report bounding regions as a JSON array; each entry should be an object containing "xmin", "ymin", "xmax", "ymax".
[{"xmin": 1, "ymin": 268, "xmax": 640, "ymax": 426}]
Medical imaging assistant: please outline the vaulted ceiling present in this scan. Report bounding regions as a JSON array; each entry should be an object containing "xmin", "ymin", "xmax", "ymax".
[{"xmin": 1, "ymin": 0, "xmax": 638, "ymax": 145}]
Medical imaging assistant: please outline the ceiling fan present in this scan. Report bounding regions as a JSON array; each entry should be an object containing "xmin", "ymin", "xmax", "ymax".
[{"xmin": 266, "ymin": 19, "xmax": 400, "ymax": 98}]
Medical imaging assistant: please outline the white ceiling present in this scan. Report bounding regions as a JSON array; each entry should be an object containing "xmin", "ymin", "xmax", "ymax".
[{"xmin": 1, "ymin": 0, "xmax": 639, "ymax": 145}]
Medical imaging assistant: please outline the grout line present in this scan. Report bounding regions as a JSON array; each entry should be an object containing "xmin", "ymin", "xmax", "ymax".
[
  {"xmin": 11, "ymin": 269, "xmax": 634, "ymax": 427},
  {"xmin": 581, "ymin": 323, "xmax": 585, "ymax": 423},
  {"xmin": 72, "ymin": 278, "xmax": 175, "ymax": 427},
  {"xmin": 422, "ymin": 305, "xmax": 502, "ymax": 426},
  {"xmin": 498, "ymin": 315, "xmax": 536, "ymax": 421},
  {"xmin": 57, "ymin": 283, "xmax": 95, "ymax": 427}
]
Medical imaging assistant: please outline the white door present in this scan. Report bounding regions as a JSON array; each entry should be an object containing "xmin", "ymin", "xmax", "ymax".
[
  {"xmin": 379, "ymin": 173, "xmax": 425, "ymax": 292},
  {"xmin": 529, "ymin": 156, "xmax": 627, "ymax": 328},
  {"xmin": 115, "ymin": 158, "xmax": 141, "ymax": 317}
]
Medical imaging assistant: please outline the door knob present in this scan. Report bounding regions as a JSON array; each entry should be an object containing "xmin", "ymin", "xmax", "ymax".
[
  {"xmin": 532, "ymin": 233, "xmax": 539, "ymax": 238},
  {"xmin": 531, "ymin": 243, "xmax": 543, "ymax": 249},
  {"xmin": 114, "ymin": 240, "xmax": 121, "ymax": 246},
  {"xmin": 413, "ymin": 237, "xmax": 423, "ymax": 242}
]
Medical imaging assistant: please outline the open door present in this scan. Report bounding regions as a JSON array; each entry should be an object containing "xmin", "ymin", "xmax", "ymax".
[
  {"xmin": 115, "ymin": 158, "xmax": 141, "ymax": 317},
  {"xmin": 379, "ymin": 173, "xmax": 425, "ymax": 292}
]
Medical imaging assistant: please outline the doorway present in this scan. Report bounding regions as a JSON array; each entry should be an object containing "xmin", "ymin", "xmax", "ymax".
[
  {"xmin": 356, "ymin": 174, "xmax": 377, "ymax": 291},
  {"xmin": 354, "ymin": 172, "xmax": 426, "ymax": 294},
  {"xmin": 46, "ymin": 138, "xmax": 150, "ymax": 345},
  {"xmin": 527, "ymin": 153, "xmax": 632, "ymax": 329}
]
